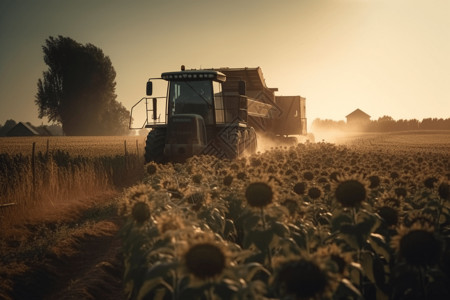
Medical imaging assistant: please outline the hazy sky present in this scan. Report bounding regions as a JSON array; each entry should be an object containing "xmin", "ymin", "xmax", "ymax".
[{"xmin": 1, "ymin": 0, "xmax": 449, "ymax": 129}]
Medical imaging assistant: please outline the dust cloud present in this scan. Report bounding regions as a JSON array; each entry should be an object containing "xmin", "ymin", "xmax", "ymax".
[
  {"xmin": 255, "ymin": 133, "xmax": 311, "ymax": 153},
  {"xmin": 254, "ymin": 124, "xmax": 369, "ymax": 152},
  {"xmin": 310, "ymin": 124, "xmax": 370, "ymax": 145}
]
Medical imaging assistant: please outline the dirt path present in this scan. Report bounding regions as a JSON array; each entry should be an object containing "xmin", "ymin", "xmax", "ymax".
[
  {"xmin": 1, "ymin": 195, "xmax": 127, "ymax": 300},
  {"xmin": 13, "ymin": 222, "xmax": 125, "ymax": 300}
]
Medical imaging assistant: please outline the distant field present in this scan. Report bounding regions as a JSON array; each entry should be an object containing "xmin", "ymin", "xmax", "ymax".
[
  {"xmin": 319, "ymin": 130, "xmax": 450, "ymax": 153},
  {"xmin": 1, "ymin": 131, "xmax": 449, "ymax": 156},
  {"xmin": 0, "ymin": 136, "xmax": 147, "ymax": 156}
]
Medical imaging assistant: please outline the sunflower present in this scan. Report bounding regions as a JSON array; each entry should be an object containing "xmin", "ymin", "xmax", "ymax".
[
  {"xmin": 391, "ymin": 223, "xmax": 442, "ymax": 267},
  {"xmin": 424, "ymin": 176, "xmax": 439, "ymax": 189},
  {"xmin": 272, "ymin": 256, "xmax": 336, "ymax": 300},
  {"xmin": 293, "ymin": 181, "xmax": 307, "ymax": 195},
  {"xmin": 377, "ymin": 205, "xmax": 400, "ymax": 227},
  {"xmin": 375, "ymin": 192, "xmax": 404, "ymax": 227},
  {"xmin": 131, "ymin": 201, "xmax": 151, "ymax": 225},
  {"xmin": 146, "ymin": 162, "xmax": 158, "ymax": 175},
  {"xmin": 367, "ymin": 174, "xmax": 381, "ymax": 189},
  {"xmin": 303, "ymin": 171, "xmax": 314, "ymax": 181},
  {"xmin": 245, "ymin": 180, "xmax": 275, "ymax": 208},
  {"xmin": 180, "ymin": 233, "xmax": 229, "ymax": 281},
  {"xmin": 333, "ymin": 175, "xmax": 369, "ymax": 208},
  {"xmin": 192, "ymin": 173, "xmax": 203, "ymax": 184},
  {"xmin": 308, "ymin": 186, "xmax": 323, "ymax": 200},
  {"xmin": 223, "ymin": 174, "xmax": 234, "ymax": 187},
  {"xmin": 120, "ymin": 184, "xmax": 154, "ymax": 220}
]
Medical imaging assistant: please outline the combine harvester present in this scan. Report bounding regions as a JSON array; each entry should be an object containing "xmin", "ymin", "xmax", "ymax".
[{"xmin": 130, "ymin": 66, "xmax": 307, "ymax": 163}]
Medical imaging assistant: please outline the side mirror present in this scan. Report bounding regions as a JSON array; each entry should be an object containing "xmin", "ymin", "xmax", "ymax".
[
  {"xmin": 238, "ymin": 80, "xmax": 246, "ymax": 96},
  {"xmin": 146, "ymin": 81, "xmax": 153, "ymax": 96}
]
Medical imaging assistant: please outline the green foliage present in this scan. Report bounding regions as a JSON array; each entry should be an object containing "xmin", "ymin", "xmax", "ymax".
[{"xmin": 35, "ymin": 36, "xmax": 129, "ymax": 135}]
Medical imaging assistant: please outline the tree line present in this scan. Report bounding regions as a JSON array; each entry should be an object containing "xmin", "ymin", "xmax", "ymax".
[{"xmin": 312, "ymin": 116, "xmax": 450, "ymax": 132}]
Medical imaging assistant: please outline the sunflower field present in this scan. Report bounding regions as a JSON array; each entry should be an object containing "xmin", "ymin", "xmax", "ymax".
[{"xmin": 119, "ymin": 141, "xmax": 450, "ymax": 300}]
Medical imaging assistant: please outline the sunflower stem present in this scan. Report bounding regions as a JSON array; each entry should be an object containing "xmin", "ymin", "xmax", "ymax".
[
  {"xmin": 419, "ymin": 266, "xmax": 428, "ymax": 299},
  {"xmin": 352, "ymin": 207, "xmax": 358, "ymax": 226},
  {"xmin": 204, "ymin": 279, "xmax": 215, "ymax": 300},
  {"xmin": 436, "ymin": 197, "xmax": 444, "ymax": 231},
  {"xmin": 261, "ymin": 207, "xmax": 273, "ymax": 270}
]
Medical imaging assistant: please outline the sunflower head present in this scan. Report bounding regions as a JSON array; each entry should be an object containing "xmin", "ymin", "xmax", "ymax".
[
  {"xmin": 192, "ymin": 173, "xmax": 203, "ymax": 184},
  {"xmin": 293, "ymin": 181, "xmax": 307, "ymax": 195},
  {"xmin": 272, "ymin": 256, "xmax": 335, "ymax": 300},
  {"xmin": 368, "ymin": 174, "xmax": 381, "ymax": 189},
  {"xmin": 245, "ymin": 180, "xmax": 274, "ymax": 208},
  {"xmin": 424, "ymin": 176, "xmax": 438, "ymax": 189},
  {"xmin": 223, "ymin": 175, "xmax": 234, "ymax": 187},
  {"xmin": 146, "ymin": 162, "xmax": 158, "ymax": 175},
  {"xmin": 377, "ymin": 205, "xmax": 399, "ymax": 227},
  {"xmin": 131, "ymin": 201, "xmax": 151, "ymax": 225},
  {"xmin": 333, "ymin": 175, "xmax": 369, "ymax": 208},
  {"xmin": 181, "ymin": 234, "xmax": 229, "ymax": 281},
  {"xmin": 391, "ymin": 223, "xmax": 442, "ymax": 267},
  {"xmin": 236, "ymin": 171, "xmax": 247, "ymax": 181},
  {"xmin": 303, "ymin": 171, "xmax": 314, "ymax": 181},
  {"xmin": 308, "ymin": 186, "xmax": 323, "ymax": 200}
]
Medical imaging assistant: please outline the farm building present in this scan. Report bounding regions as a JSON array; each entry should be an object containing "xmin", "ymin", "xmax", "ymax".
[
  {"xmin": 6, "ymin": 122, "xmax": 52, "ymax": 136},
  {"xmin": 346, "ymin": 109, "xmax": 371, "ymax": 126}
]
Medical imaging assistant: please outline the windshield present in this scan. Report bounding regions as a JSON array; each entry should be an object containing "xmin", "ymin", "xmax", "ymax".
[{"xmin": 168, "ymin": 80, "xmax": 214, "ymax": 124}]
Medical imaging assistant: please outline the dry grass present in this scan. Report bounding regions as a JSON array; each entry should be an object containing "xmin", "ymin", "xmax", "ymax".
[{"xmin": 0, "ymin": 136, "xmax": 145, "ymax": 238}]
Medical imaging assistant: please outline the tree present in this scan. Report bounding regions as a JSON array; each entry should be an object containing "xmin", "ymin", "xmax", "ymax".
[{"xmin": 35, "ymin": 36, "xmax": 129, "ymax": 135}]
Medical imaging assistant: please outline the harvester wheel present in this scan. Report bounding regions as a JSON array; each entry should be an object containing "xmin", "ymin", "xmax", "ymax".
[{"xmin": 145, "ymin": 128, "xmax": 166, "ymax": 163}]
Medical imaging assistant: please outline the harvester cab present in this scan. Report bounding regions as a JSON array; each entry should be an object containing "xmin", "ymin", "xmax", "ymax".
[{"xmin": 130, "ymin": 66, "xmax": 307, "ymax": 163}]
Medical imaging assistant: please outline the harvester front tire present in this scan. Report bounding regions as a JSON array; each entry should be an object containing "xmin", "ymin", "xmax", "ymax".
[{"xmin": 145, "ymin": 128, "xmax": 166, "ymax": 163}]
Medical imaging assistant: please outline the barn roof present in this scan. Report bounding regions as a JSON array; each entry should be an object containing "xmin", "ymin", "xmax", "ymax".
[
  {"xmin": 6, "ymin": 122, "xmax": 40, "ymax": 136},
  {"xmin": 346, "ymin": 109, "xmax": 371, "ymax": 119},
  {"xmin": 6, "ymin": 122, "xmax": 53, "ymax": 136}
]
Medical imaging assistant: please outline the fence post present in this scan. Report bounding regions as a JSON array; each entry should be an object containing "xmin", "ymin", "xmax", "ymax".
[{"xmin": 31, "ymin": 142, "xmax": 36, "ymax": 199}]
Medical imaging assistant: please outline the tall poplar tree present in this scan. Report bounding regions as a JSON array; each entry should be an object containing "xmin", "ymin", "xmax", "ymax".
[{"xmin": 35, "ymin": 36, "xmax": 129, "ymax": 135}]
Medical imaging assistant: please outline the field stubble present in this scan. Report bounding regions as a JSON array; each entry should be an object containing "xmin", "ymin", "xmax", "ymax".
[{"xmin": 0, "ymin": 136, "xmax": 146, "ymax": 299}]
